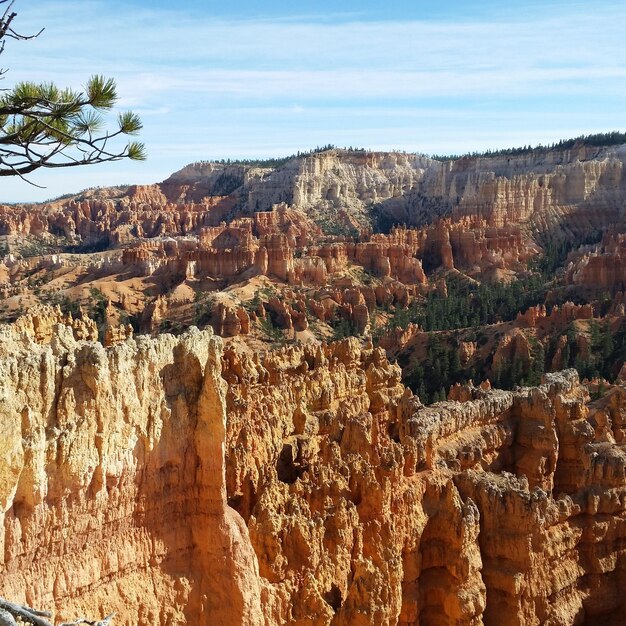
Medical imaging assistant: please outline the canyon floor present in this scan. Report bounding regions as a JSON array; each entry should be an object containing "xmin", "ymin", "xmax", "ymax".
[{"xmin": 2, "ymin": 139, "xmax": 626, "ymax": 625}]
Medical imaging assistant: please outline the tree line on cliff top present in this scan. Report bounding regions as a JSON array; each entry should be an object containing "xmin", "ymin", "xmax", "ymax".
[
  {"xmin": 430, "ymin": 131, "xmax": 626, "ymax": 161},
  {"xmin": 194, "ymin": 130, "xmax": 626, "ymax": 171}
]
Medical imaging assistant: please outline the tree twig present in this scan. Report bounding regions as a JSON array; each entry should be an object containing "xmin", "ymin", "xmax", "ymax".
[{"xmin": 0, "ymin": 599, "xmax": 114, "ymax": 626}]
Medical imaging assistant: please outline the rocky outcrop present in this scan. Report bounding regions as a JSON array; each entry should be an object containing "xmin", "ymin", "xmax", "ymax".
[
  {"xmin": 116, "ymin": 213, "xmax": 431, "ymax": 288},
  {"xmin": 165, "ymin": 146, "xmax": 626, "ymax": 240},
  {"xmin": 566, "ymin": 230, "xmax": 626, "ymax": 292},
  {"xmin": 5, "ymin": 140, "xmax": 626, "ymax": 626},
  {"xmin": 4, "ymin": 312, "xmax": 626, "ymax": 624},
  {"xmin": 12, "ymin": 304, "xmax": 98, "ymax": 343},
  {"xmin": 211, "ymin": 301, "xmax": 251, "ymax": 337},
  {"xmin": 0, "ymin": 195, "xmax": 237, "ymax": 245},
  {"xmin": 5, "ymin": 143, "xmax": 626, "ymax": 258},
  {"xmin": 0, "ymin": 310, "xmax": 263, "ymax": 625},
  {"xmin": 492, "ymin": 328, "xmax": 533, "ymax": 371},
  {"xmin": 222, "ymin": 341, "xmax": 626, "ymax": 626}
]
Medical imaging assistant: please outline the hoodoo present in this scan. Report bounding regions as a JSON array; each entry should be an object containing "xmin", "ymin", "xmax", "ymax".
[
  {"xmin": 2, "ymin": 308, "xmax": 626, "ymax": 624},
  {"xmin": 2, "ymin": 137, "xmax": 626, "ymax": 626}
]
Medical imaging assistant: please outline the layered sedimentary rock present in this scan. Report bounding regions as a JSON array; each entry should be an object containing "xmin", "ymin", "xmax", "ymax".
[
  {"xmin": 3, "ymin": 311, "xmax": 626, "ymax": 624},
  {"xmin": 4, "ymin": 144, "xmax": 626, "ymax": 255},
  {"xmin": 565, "ymin": 230, "xmax": 626, "ymax": 292},
  {"xmin": 116, "ymin": 212, "xmax": 430, "ymax": 287},
  {"xmin": 3, "ymin": 144, "xmax": 622, "ymax": 331},
  {"xmin": 0, "ymin": 195, "xmax": 236, "ymax": 244},
  {"xmin": 225, "ymin": 342, "xmax": 626, "ymax": 625},
  {"xmin": 167, "ymin": 145, "xmax": 626, "ymax": 237},
  {"xmin": 111, "ymin": 212, "xmax": 528, "ymax": 292},
  {"xmin": 211, "ymin": 301, "xmax": 251, "ymax": 337},
  {"xmin": 0, "ymin": 310, "xmax": 262, "ymax": 625},
  {"xmin": 3, "ymin": 141, "xmax": 626, "ymax": 624}
]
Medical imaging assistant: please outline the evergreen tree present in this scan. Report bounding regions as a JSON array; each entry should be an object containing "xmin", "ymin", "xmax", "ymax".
[
  {"xmin": 0, "ymin": 1, "xmax": 145, "ymax": 182},
  {"xmin": 561, "ymin": 341, "xmax": 571, "ymax": 369}
]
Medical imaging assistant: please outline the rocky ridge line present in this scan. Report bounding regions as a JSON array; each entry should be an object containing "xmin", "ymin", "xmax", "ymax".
[{"xmin": 1, "ymin": 309, "xmax": 626, "ymax": 624}]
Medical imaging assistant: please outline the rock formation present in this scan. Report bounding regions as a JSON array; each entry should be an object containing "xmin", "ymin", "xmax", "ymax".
[
  {"xmin": 224, "ymin": 341, "xmax": 626, "ymax": 625},
  {"xmin": 565, "ymin": 230, "xmax": 626, "ymax": 292},
  {"xmin": 4, "ymin": 143, "xmax": 626, "ymax": 257},
  {"xmin": 0, "ymin": 310, "xmax": 263, "ymax": 625},
  {"xmin": 2, "ymin": 311, "xmax": 626, "ymax": 624},
  {"xmin": 3, "ymin": 141, "xmax": 626, "ymax": 624},
  {"xmin": 164, "ymin": 145, "xmax": 626, "ymax": 239}
]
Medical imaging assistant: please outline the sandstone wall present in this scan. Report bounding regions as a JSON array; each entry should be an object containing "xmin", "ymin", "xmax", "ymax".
[
  {"xmin": 3, "ymin": 315, "xmax": 626, "ymax": 624},
  {"xmin": 565, "ymin": 230, "xmax": 626, "ymax": 292},
  {"xmin": 6, "ymin": 145, "xmax": 626, "ymax": 252},
  {"xmin": 223, "ymin": 341, "xmax": 626, "ymax": 626},
  {"xmin": 0, "ymin": 316, "xmax": 262, "ymax": 625},
  {"xmin": 236, "ymin": 147, "xmax": 626, "ymax": 234}
]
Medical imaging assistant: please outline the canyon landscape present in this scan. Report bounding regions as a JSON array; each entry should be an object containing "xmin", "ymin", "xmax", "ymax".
[{"xmin": 2, "ymin": 137, "xmax": 626, "ymax": 625}]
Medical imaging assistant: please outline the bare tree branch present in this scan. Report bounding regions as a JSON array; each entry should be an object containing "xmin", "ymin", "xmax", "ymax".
[
  {"xmin": 0, "ymin": 598, "xmax": 53, "ymax": 626},
  {"xmin": 0, "ymin": 609, "xmax": 18, "ymax": 626},
  {"xmin": 0, "ymin": 599, "xmax": 114, "ymax": 626}
]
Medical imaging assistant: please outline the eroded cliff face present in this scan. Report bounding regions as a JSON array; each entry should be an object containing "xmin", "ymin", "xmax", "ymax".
[
  {"xmin": 0, "ymin": 313, "xmax": 263, "ymax": 625},
  {"xmin": 565, "ymin": 230, "xmax": 626, "ymax": 292},
  {"xmin": 223, "ymin": 341, "xmax": 626, "ymax": 626},
  {"xmin": 4, "ymin": 145, "xmax": 625, "ymax": 248},
  {"xmin": 3, "ymin": 313, "xmax": 626, "ymax": 625},
  {"xmin": 2, "ymin": 144, "xmax": 625, "ymax": 337},
  {"xmin": 171, "ymin": 145, "xmax": 626, "ymax": 235}
]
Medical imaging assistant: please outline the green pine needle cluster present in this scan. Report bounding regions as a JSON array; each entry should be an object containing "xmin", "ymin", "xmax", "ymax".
[{"xmin": 0, "ymin": 73, "xmax": 145, "ymax": 177}]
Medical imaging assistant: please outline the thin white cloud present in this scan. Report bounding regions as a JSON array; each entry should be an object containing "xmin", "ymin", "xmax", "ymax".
[
  {"xmin": 8, "ymin": 4, "xmax": 626, "ymax": 73},
  {"xmin": 1, "ymin": 0, "xmax": 625, "ymax": 201},
  {"xmin": 115, "ymin": 66, "xmax": 626, "ymax": 103}
]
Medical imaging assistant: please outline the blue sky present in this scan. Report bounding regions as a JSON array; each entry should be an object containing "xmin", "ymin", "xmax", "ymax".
[{"xmin": 2, "ymin": 0, "xmax": 625, "ymax": 202}]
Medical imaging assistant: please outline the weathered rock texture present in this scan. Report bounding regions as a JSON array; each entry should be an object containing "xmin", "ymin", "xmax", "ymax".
[
  {"xmin": 565, "ymin": 229, "xmax": 626, "ymax": 292},
  {"xmin": 4, "ymin": 144, "xmax": 626, "ymax": 339},
  {"xmin": 109, "ymin": 208, "xmax": 433, "ymax": 286},
  {"xmin": 223, "ymin": 340, "xmax": 626, "ymax": 626},
  {"xmin": 4, "ymin": 144, "xmax": 626, "ymax": 256},
  {"xmin": 0, "ymin": 311, "xmax": 263, "ymax": 625},
  {"xmin": 163, "ymin": 146, "xmax": 626, "ymax": 238},
  {"xmin": 3, "ymin": 311, "xmax": 626, "ymax": 624}
]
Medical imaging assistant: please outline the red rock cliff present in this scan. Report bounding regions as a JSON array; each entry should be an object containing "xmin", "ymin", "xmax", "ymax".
[
  {"xmin": 3, "ymin": 315, "xmax": 626, "ymax": 625},
  {"xmin": 0, "ymin": 312, "xmax": 263, "ymax": 625}
]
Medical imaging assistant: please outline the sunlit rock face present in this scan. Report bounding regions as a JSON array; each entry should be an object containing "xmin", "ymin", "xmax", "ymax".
[
  {"xmin": 0, "ymin": 310, "xmax": 263, "ymax": 626},
  {"xmin": 3, "ymin": 144, "xmax": 626, "ymax": 245},
  {"xmin": 224, "ymin": 341, "xmax": 626, "ymax": 626},
  {"xmin": 1, "ymin": 143, "xmax": 626, "ymax": 625},
  {"xmin": 2, "ymin": 310, "xmax": 626, "ymax": 625}
]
